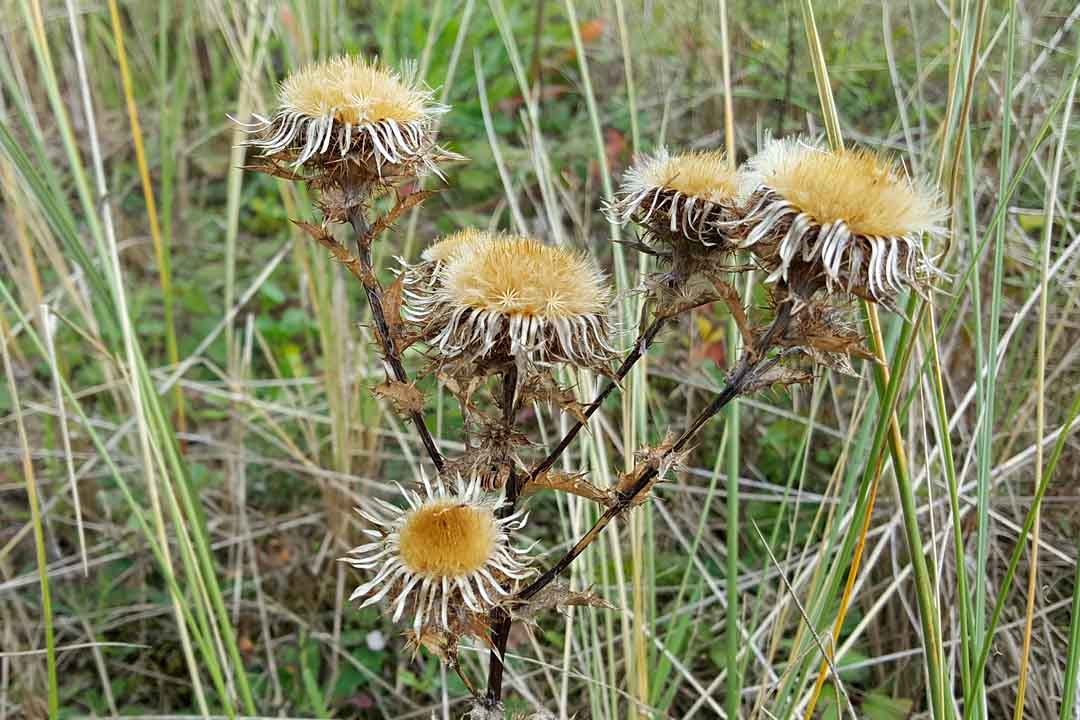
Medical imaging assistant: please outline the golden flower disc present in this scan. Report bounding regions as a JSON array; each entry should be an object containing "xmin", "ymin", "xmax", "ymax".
[
  {"xmin": 280, "ymin": 55, "xmax": 429, "ymax": 125},
  {"xmin": 399, "ymin": 500, "xmax": 497, "ymax": 578},
  {"xmin": 442, "ymin": 235, "xmax": 611, "ymax": 320},
  {"xmin": 637, "ymin": 149, "xmax": 739, "ymax": 204},
  {"xmin": 750, "ymin": 141, "xmax": 944, "ymax": 239},
  {"xmin": 420, "ymin": 228, "xmax": 494, "ymax": 264}
]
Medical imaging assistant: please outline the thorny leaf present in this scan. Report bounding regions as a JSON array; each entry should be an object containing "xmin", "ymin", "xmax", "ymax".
[
  {"xmin": 510, "ymin": 583, "xmax": 612, "ymax": 622},
  {"xmin": 518, "ymin": 372, "xmax": 589, "ymax": 425},
  {"xmin": 372, "ymin": 381, "xmax": 425, "ymax": 415},
  {"xmin": 369, "ymin": 189, "xmax": 438, "ymax": 241},
  {"xmin": 382, "ymin": 275, "xmax": 406, "ymax": 349},
  {"xmin": 744, "ymin": 365, "xmax": 814, "ymax": 394},
  {"xmin": 403, "ymin": 626, "xmax": 458, "ymax": 664},
  {"xmin": 291, "ymin": 219, "xmax": 366, "ymax": 282},
  {"xmin": 292, "ymin": 219, "xmax": 334, "ymax": 245},
  {"xmin": 614, "ymin": 433, "xmax": 691, "ymax": 507},
  {"xmin": 403, "ymin": 610, "xmax": 492, "ymax": 666},
  {"xmin": 438, "ymin": 372, "xmax": 485, "ymax": 415},
  {"xmin": 523, "ymin": 471, "xmax": 614, "ymax": 506},
  {"xmin": 241, "ymin": 157, "xmax": 308, "ymax": 182}
]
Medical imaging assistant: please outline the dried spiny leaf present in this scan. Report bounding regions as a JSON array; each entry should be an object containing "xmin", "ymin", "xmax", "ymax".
[
  {"xmin": 293, "ymin": 219, "xmax": 334, "ymax": 245},
  {"xmin": 403, "ymin": 626, "xmax": 458, "ymax": 664},
  {"xmin": 372, "ymin": 380, "xmax": 425, "ymax": 415},
  {"xmin": 369, "ymin": 189, "xmax": 438, "ymax": 241},
  {"xmin": 518, "ymin": 372, "xmax": 589, "ymax": 425},
  {"xmin": 291, "ymin": 219, "xmax": 367, "ymax": 282},
  {"xmin": 523, "ymin": 471, "xmax": 614, "ymax": 506},
  {"xmin": 382, "ymin": 275, "xmax": 406, "ymax": 348},
  {"xmin": 241, "ymin": 157, "xmax": 308, "ymax": 182},
  {"xmin": 744, "ymin": 365, "xmax": 814, "ymax": 393},
  {"xmin": 511, "ymin": 583, "xmax": 612, "ymax": 621},
  {"xmin": 614, "ymin": 433, "xmax": 691, "ymax": 506},
  {"xmin": 437, "ymin": 371, "xmax": 485, "ymax": 414}
]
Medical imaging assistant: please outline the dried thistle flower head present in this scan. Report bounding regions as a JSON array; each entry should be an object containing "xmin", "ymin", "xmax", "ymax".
[
  {"xmin": 406, "ymin": 231, "xmax": 618, "ymax": 369},
  {"xmin": 608, "ymin": 148, "xmax": 741, "ymax": 246},
  {"xmin": 238, "ymin": 55, "xmax": 450, "ymax": 177},
  {"xmin": 342, "ymin": 473, "xmax": 532, "ymax": 634},
  {"xmin": 739, "ymin": 138, "xmax": 947, "ymax": 302},
  {"xmin": 400, "ymin": 228, "xmax": 498, "ymax": 289}
]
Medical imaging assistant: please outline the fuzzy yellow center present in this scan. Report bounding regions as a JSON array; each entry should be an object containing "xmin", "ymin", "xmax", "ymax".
[
  {"xmin": 441, "ymin": 235, "xmax": 611, "ymax": 319},
  {"xmin": 421, "ymin": 228, "xmax": 494, "ymax": 264},
  {"xmin": 280, "ymin": 56, "xmax": 428, "ymax": 125},
  {"xmin": 760, "ymin": 145, "xmax": 941, "ymax": 238},
  {"xmin": 398, "ymin": 500, "xmax": 497, "ymax": 578},
  {"xmin": 642, "ymin": 150, "xmax": 739, "ymax": 203}
]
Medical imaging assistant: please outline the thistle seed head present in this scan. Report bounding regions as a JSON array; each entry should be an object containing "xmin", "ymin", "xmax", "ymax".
[
  {"xmin": 607, "ymin": 148, "xmax": 742, "ymax": 247},
  {"xmin": 237, "ymin": 55, "xmax": 454, "ymax": 181},
  {"xmin": 342, "ymin": 473, "xmax": 533, "ymax": 636},
  {"xmin": 738, "ymin": 137, "xmax": 947, "ymax": 305},
  {"xmin": 405, "ymin": 231, "xmax": 618, "ymax": 370}
]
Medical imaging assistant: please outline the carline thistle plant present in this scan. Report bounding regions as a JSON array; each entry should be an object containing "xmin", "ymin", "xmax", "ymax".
[{"xmin": 236, "ymin": 54, "xmax": 947, "ymax": 714}]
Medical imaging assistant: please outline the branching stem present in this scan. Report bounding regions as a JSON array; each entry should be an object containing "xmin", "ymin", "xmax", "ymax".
[
  {"xmin": 517, "ymin": 300, "xmax": 793, "ymax": 603},
  {"xmin": 529, "ymin": 310, "xmax": 668, "ymax": 482}
]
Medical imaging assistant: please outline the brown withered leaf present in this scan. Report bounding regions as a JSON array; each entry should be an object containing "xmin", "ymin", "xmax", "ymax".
[
  {"xmin": 438, "ymin": 372, "xmax": 485, "ymax": 414},
  {"xmin": 518, "ymin": 372, "xmax": 589, "ymax": 425},
  {"xmin": 511, "ymin": 583, "xmax": 612, "ymax": 621},
  {"xmin": 523, "ymin": 471, "xmax": 614, "ymax": 506},
  {"xmin": 291, "ymin": 220, "xmax": 366, "ymax": 281},
  {"xmin": 403, "ymin": 626, "xmax": 458, "ymax": 664},
  {"xmin": 292, "ymin": 219, "xmax": 334, "ymax": 245},
  {"xmin": 382, "ymin": 275, "xmax": 406, "ymax": 348},
  {"xmin": 372, "ymin": 380, "xmax": 425, "ymax": 415},
  {"xmin": 369, "ymin": 189, "xmax": 438, "ymax": 241},
  {"xmin": 614, "ymin": 433, "xmax": 691, "ymax": 507},
  {"xmin": 241, "ymin": 157, "xmax": 307, "ymax": 182},
  {"xmin": 744, "ymin": 365, "xmax": 814, "ymax": 393}
]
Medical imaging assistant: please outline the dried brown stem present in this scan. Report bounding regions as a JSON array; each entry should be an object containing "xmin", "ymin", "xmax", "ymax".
[
  {"xmin": 527, "ymin": 310, "xmax": 668, "ymax": 483},
  {"xmin": 484, "ymin": 306, "xmax": 670, "ymax": 704},
  {"xmin": 486, "ymin": 364, "xmax": 522, "ymax": 702},
  {"xmin": 516, "ymin": 300, "xmax": 794, "ymax": 603},
  {"xmin": 342, "ymin": 191, "xmax": 446, "ymax": 472}
]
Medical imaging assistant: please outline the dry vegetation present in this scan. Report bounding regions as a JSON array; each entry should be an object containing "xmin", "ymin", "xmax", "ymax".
[{"xmin": 1, "ymin": 0, "xmax": 1079, "ymax": 719}]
